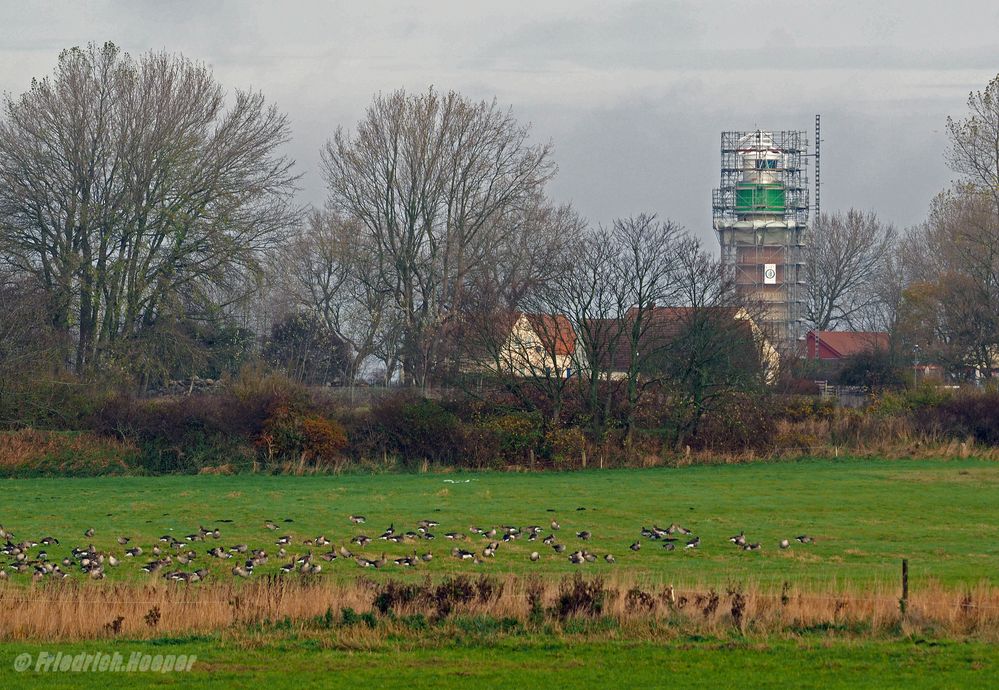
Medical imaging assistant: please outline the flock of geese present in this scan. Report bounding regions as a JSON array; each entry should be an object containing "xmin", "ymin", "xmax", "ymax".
[{"xmin": 0, "ymin": 518, "xmax": 815, "ymax": 583}]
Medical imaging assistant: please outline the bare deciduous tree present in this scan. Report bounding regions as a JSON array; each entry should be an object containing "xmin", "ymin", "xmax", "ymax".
[
  {"xmin": 804, "ymin": 209, "xmax": 897, "ymax": 331},
  {"xmin": 321, "ymin": 87, "xmax": 555, "ymax": 388},
  {"xmin": 0, "ymin": 42, "xmax": 300, "ymax": 376}
]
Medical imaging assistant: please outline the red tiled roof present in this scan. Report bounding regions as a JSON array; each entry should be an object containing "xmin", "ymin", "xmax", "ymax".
[
  {"xmin": 808, "ymin": 331, "xmax": 888, "ymax": 358},
  {"xmin": 522, "ymin": 313, "xmax": 577, "ymax": 356}
]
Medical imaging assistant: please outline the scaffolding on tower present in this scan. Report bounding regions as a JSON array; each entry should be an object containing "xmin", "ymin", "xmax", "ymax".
[{"xmin": 712, "ymin": 129, "xmax": 809, "ymax": 347}]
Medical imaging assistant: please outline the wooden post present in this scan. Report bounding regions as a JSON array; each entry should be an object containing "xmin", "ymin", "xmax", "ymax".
[
  {"xmin": 900, "ymin": 558, "xmax": 909, "ymax": 614},
  {"xmin": 529, "ymin": 448, "xmax": 535, "ymax": 471},
  {"xmin": 581, "ymin": 449, "xmax": 587, "ymax": 469}
]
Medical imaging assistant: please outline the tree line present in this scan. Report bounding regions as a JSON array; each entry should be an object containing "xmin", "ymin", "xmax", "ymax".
[{"xmin": 2, "ymin": 43, "xmax": 999, "ymax": 428}]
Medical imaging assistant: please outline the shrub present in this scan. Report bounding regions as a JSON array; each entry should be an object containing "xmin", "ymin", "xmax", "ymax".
[
  {"xmin": 545, "ymin": 427, "xmax": 587, "ymax": 468},
  {"xmin": 373, "ymin": 394, "xmax": 464, "ymax": 465}
]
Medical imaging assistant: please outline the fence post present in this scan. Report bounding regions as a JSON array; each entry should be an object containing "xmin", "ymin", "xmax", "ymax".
[
  {"xmin": 900, "ymin": 558, "xmax": 909, "ymax": 615},
  {"xmin": 581, "ymin": 449, "xmax": 587, "ymax": 469}
]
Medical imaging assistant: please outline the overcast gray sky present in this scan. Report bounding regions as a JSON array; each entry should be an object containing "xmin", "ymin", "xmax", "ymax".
[{"xmin": 2, "ymin": 1, "xmax": 997, "ymax": 244}]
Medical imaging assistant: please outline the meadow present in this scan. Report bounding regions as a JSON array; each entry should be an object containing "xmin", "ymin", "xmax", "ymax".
[
  {"xmin": 1, "ymin": 456, "xmax": 996, "ymax": 587},
  {"xmin": 2, "ymin": 456, "xmax": 998, "ymax": 688}
]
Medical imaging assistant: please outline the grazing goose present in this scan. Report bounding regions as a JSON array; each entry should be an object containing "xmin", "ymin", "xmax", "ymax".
[
  {"xmin": 265, "ymin": 521, "xmax": 279, "ymax": 530},
  {"xmin": 779, "ymin": 539, "xmax": 791, "ymax": 549},
  {"xmin": 125, "ymin": 547, "xmax": 143, "ymax": 557},
  {"xmin": 629, "ymin": 541, "xmax": 641, "ymax": 552},
  {"xmin": 576, "ymin": 531, "xmax": 591, "ymax": 541},
  {"xmin": 276, "ymin": 535, "xmax": 292, "ymax": 546},
  {"xmin": 543, "ymin": 534, "xmax": 555, "ymax": 545},
  {"xmin": 351, "ymin": 535, "xmax": 372, "ymax": 547},
  {"xmin": 729, "ymin": 532, "xmax": 746, "ymax": 546},
  {"xmin": 444, "ymin": 532, "xmax": 465, "ymax": 541},
  {"xmin": 319, "ymin": 550, "xmax": 338, "ymax": 562},
  {"xmin": 550, "ymin": 520, "xmax": 560, "ymax": 531},
  {"xmin": 417, "ymin": 519, "xmax": 439, "ymax": 529},
  {"xmin": 684, "ymin": 536, "xmax": 700, "ymax": 550},
  {"xmin": 743, "ymin": 543, "xmax": 762, "ymax": 551},
  {"xmin": 583, "ymin": 552, "xmax": 597, "ymax": 563},
  {"xmin": 355, "ymin": 556, "xmax": 378, "ymax": 568},
  {"xmin": 230, "ymin": 544, "xmax": 249, "ymax": 554},
  {"xmin": 529, "ymin": 552, "xmax": 540, "ymax": 562},
  {"xmin": 84, "ymin": 528, "xmax": 95, "ymax": 537},
  {"xmin": 279, "ymin": 560, "xmax": 296, "ymax": 574},
  {"xmin": 349, "ymin": 515, "xmax": 366, "ymax": 524},
  {"xmin": 373, "ymin": 554, "xmax": 388, "ymax": 569},
  {"xmin": 394, "ymin": 555, "xmax": 417, "ymax": 567},
  {"xmin": 232, "ymin": 565, "xmax": 251, "ymax": 577},
  {"xmin": 420, "ymin": 552, "xmax": 433, "ymax": 562},
  {"xmin": 116, "ymin": 536, "xmax": 130, "ymax": 545},
  {"xmin": 338, "ymin": 546, "xmax": 353, "ymax": 559},
  {"xmin": 40, "ymin": 537, "xmax": 59, "ymax": 546},
  {"xmin": 795, "ymin": 535, "xmax": 815, "ymax": 544},
  {"xmin": 314, "ymin": 536, "xmax": 330, "ymax": 547},
  {"xmin": 378, "ymin": 524, "xmax": 395, "ymax": 540},
  {"xmin": 451, "ymin": 548, "xmax": 475, "ymax": 560},
  {"xmin": 604, "ymin": 554, "xmax": 615, "ymax": 563},
  {"xmin": 568, "ymin": 551, "xmax": 585, "ymax": 564},
  {"xmin": 668, "ymin": 524, "xmax": 692, "ymax": 536},
  {"xmin": 662, "ymin": 542, "xmax": 676, "ymax": 552},
  {"xmin": 552, "ymin": 543, "xmax": 566, "ymax": 553}
]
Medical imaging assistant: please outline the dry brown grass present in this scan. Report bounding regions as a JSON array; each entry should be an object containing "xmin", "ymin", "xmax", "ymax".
[
  {"xmin": 2, "ymin": 575, "xmax": 997, "ymax": 642},
  {"xmin": 0, "ymin": 429, "xmax": 137, "ymax": 472}
]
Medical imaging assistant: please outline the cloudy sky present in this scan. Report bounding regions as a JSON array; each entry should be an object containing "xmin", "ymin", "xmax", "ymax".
[{"xmin": 1, "ymin": 1, "xmax": 997, "ymax": 244}]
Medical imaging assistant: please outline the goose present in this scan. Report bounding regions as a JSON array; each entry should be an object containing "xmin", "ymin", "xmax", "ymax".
[
  {"xmin": 232, "ymin": 565, "xmax": 251, "ymax": 578},
  {"xmin": 529, "ymin": 552, "xmax": 540, "ymax": 562},
  {"xmin": 421, "ymin": 532, "xmax": 436, "ymax": 540},
  {"xmin": 662, "ymin": 542, "xmax": 676, "ymax": 551},
  {"xmin": 184, "ymin": 533, "xmax": 203, "ymax": 542},
  {"xmin": 338, "ymin": 546, "xmax": 353, "ymax": 559},
  {"xmin": 373, "ymin": 554, "xmax": 388, "ymax": 569},
  {"xmin": 314, "ymin": 536, "xmax": 330, "ymax": 547},
  {"xmin": 684, "ymin": 536, "xmax": 700, "ymax": 550},
  {"xmin": 444, "ymin": 532, "xmax": 465, "ymax": 541},
  {"xmin": 230, "ymin": 544, "xmax": 249, "ymax": 554},
  {"xmin": 583, "ymin": 551, "xmax": 597, "ymax": 562},
  {"xmin": 295, "ymin": 552, "xmax": 312, "ymax": 565},
  {"xmin": 451, "ymin": 548, "xmax": 475, "ymax": 560},
  {"xmin": 277, "ymin": 547, "xmax": 287, "ymax": 558},
  {"xmin": 576, "ymin": 531, "xmax": 591, "ymax": 541},
  {"xmin": 543, "ymin": 534, "xmax": 555, "ymax": 545},
  {"xmin": 378, "ymin": 524, "xmax": 395, "ymax": 540},
  {"xmin": 279, "ymin": 560, "xmax": 297, "ymax": 573},
  {"xmin": 743, "ymin": 543, "xmax": 762, "ymax": 551},
  {"xmin": 795, "ymin": 535, "xmax": 815, "ymax": 544},
  {"xmin": 303, "ymin": 563, "xmax": 322, "ymax": 574},
  {"xmin": 265, "ymin": 521, "xmax": 279, "ymax": 530},
  {"xmin": 668, "ymin": 524, "xmax": 692, "ymax": 536},
  {"xmin": 629, "ymin": 541, "xmax": 641, "ymax": 552},
  {"xmin": 84, "ymin": 528, "xmax": 95, "ymax": 537},
  {"xmin": 125, "ymin": 547, "xmax": 142, "ymax": 557},
  {"xmin": 417, "ymin": 519, "xmax": 439, "ymax": 529},
  {"xmin": 604, "ymin": 554, "xmax": 616, "ymax": 563},
  {"xmin": 152, "ymin": 546, "xmax": 162, "ymax": 556},
  {"xmin": 552, "ymin": 543, "xmax": 566, "ymax": 553},
  {"xmin": 779, "ymin": 539, "xmax": 791, "ymax": 549},
  {"xmin": 729, "ymin": 532, "xmax": 746, "ymax": 546},
  {"xmin": 356, "ymin": 556, "xmax": 378, "ymax": 568},
  {"xmin": 349, "ymin": 515, "xmax": 366, "ymax": 524},
  {"xmin": 420, "ymin": 552, "xmax": 433, "ymax": 562},
  {"xmin": 469, "ymin": 526, "xmax": 484, "ymax": 535},
  {"xmin": 40, "ymin": 536, "xmax": 59, "ymax": 545},
  {"xmin": 320, "ymin": 551, "xmax": 338, "ymax": 562},
  {"xmin": 276, "ymin": 535, "xmax": 292, "ymax": 546},
  {"xmin": 394, "ymin": 555, "xmax": 417, "ymax": 567},
  {"xmin": 351, "ymin": 535, "xmax": 372, "ymax": 547},
  {"xmin": 107, "ymin": 555, "xmax": 120, "ymax": 567},
  {"xmin": 568, "ymin": 551, "xmax": 585, "ymax": 564},
  {"xmin": 550, "ymin": 520, "xmax": 560, "ymax": 531},
  {"xmin": 115, "ymin": 536, "xmax": 129, "ymax": 546},
  {"xmin": 527, "ymin": 532, "xmax": 538, "ymax": 542}
]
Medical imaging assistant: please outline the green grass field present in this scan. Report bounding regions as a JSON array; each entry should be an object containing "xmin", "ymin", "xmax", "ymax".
[
  {"xmin": 1, "ymin": 456, "xmax": 997, "ymax": 588},
  {"xmin": 0, "ymin": 634, "xmax": 997, "ymax": 689}
]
